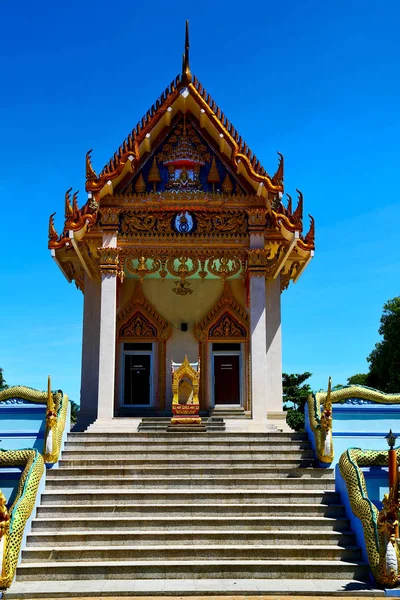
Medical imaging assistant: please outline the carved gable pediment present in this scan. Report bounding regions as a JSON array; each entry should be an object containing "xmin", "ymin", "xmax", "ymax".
[
  {"xmin": 117, "ymin": 284, "xmax": 172, "ymax": 341},
  {"xmin": 125, "ymin": 115, "xmax": 247, "ymax": 197},
  {"xmin": 209, "ymin": 313, "xmax": 246, "ymax": 340},
  {"xmin": 195, "ymin": 281, "xmax": 248, "ymax": 342},
  {"xmin": 120, "ymin": 312, "xmax": 158, "ymax": 340}
]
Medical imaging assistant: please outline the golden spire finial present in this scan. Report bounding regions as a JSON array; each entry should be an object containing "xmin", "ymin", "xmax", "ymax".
[
  {"xmin": 48, "ymin": 212, "xmax": 58, "ymax": 242},
  {"xmin": 47, "ymin": 375, "xmax": 55, "ymax": 413},
  {"xmin": 148, "ymin": 157, "xmax": 161, "ymax": 191},
  {"xmin": 181, "ymin": 20, "xmax": 192, "ymax": 85},
  {"xmin": 207, "ymin": 156, "xmax": 220, "ymax": 193},
  {"xmin": 327, "ymin": 376, "xmax": 332, "ymax": 399},
  {"xmin": 86, "ymin": 149, "xmax": 98, "ymax": 181},
  {"xmin": 65, "ymin": 188, "xmax": 73, "ymax": 219}
]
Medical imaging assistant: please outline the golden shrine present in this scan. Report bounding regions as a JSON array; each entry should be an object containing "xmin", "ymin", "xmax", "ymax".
[
  {"xmin": 171, "ymin": 356, "xmax": 201, "ymax": 426},
  {"xmin": 48, "ymin": 23, "xmax": 315, "ymax": 429}
]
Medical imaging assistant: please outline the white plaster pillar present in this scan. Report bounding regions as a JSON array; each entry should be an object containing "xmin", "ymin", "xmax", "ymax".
[
  {"xmin": 249, "ymin": 273, "xmax": 268, "ymax": 420},
  {"xmin": 246, "ymin": 209, "xmax": 269, "ymax": 422},
  {"xmin": 77, "ymin": 272, "xmax": 101, "ymax": 429},
  {"xmin": 266, "ymin": 275, "xmax": 283, "ymax": 413},
  {"xmin": 97, "ymin": 231, "xmax": 119, "ymax": 421}
]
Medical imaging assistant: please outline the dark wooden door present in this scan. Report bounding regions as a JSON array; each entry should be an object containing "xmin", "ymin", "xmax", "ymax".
[
  {"xmin": 214, "ymin": 355, "xmax": 240, "ymax": 404},
  {"xmin": 124, "ymin": 354, "xmax": 151, "ymax": 405}
]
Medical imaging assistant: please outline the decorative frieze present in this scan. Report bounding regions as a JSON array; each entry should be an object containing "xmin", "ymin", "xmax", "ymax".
[
  {"xmin": 246, "ymin": 209, "xmax": 267, "ymax": 232},
  {"xmin": 247, "ymin": 247, "xmax": 282, "ymax": 279},
  {"xmin": 120, "ymin": 209, "xmax": 248, "ymax": 239},
  {"xmin": 121, "ymin": 252, "xmax": 245, "ymax": 283},
  {"xmin": 98, "ymin": 246, "xmax": 123, "ymax": 278},
  {"xmin": 280, "ymin": 261, "xmax": 301, "ymax": 292},
  {"xmin": 100, "ymin": 208, "xmax": 120, "ymax": 229},
  {"xmin": 125, "ymin": 256, "xmax": 161, "ymax": 282}
]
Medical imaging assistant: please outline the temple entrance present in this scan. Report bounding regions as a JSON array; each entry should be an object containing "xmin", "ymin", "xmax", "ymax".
[
  {"xmin": 212, "ymin": 344, "xmax": 241, "ymax": 405},
  {"xmin": 122, "ymin": 343, "xmax": 153, "ymax": 406}
]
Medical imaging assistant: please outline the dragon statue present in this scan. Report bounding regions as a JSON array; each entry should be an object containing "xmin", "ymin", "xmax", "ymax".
[
  {"xmin": 0, "ymin": 379, "xmax": 69, "ymax": 463},
  {"xmin": 339, "ymin": 447, "xmax": 400, "ymax": 587},
  {"xmin": 307, "ymin": 381, "xmax": 400, "ymax": 464},
  {"xmin": 0, "ymin": 449, "xmax": 45, "ymax": 589}
]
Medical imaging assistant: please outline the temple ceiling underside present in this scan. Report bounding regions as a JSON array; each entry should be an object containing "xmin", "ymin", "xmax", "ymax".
[{"xmin": 48, "ymin": 29, "xmax": 315, "ymax": 296}]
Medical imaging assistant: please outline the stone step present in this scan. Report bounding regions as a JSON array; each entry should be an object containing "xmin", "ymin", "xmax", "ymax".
[
  {"xmin": 138, "ymin": 418, "xmax": 227, "ymax": 432},
  {"xmin": 40, "ymin": 489, "xmax": 341, "ymax": 505},
  {"xmin": 138, "ymin": 424, "xmax": 227, "ymax": 432},
  {"xmin": 47, "ymin": 466, "xmax": 328, "ymax": 478},
  {"xmin": 31, "ymin": 515, "xmax": 350, "ymax": 532},
  {"xmin": 67, "ymin": 431, "xmax": 308, "ymax": 445},
  {"xmin": 58, "ymin": 458, "xmax": 315, "ymax": 468},
  {"xmin": 60, "ymin": 449, "xmax": 315, "ymax": 461},
  {"xmin": 64, "ymin": 441, "xmax": 312, "ymax": 452},
  {"xmin": 66, "ymin": 431, "xmax": 310, "ymax": 448},
  {"xmin": 6, "ymin": 578, "xmax": 384, "ymax": 598},
  {"xmin": 36, "ymin": 502, "xmax": 346, "ymax": 518},
  {"xmin": 209, "ymin": 414, "xmax": 246, "ymax": 419},
  {"xmin": 44, "ymin": 475, "xmax": 335, "ymax": 490},
  {"xmin": 15, "ymin": 559, "xmax": 370, "ymax": 581},
  {"xmin": 27, "ymin": 529, "xmax": 357, "ymax": 547},
  {"xmin": 22, "ymin": 544, "xmax": 362, "ymax": 562}
]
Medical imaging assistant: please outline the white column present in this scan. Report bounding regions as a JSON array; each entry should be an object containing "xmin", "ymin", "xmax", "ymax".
[
  {"xmin": 97, "ymin": 232, "xmax": 118, "ymax": 421},
  {"xmin": 77, "ymin": 272, "xmax": 101, "ymax": 429},
  {"xmin": 249, "ymin": 274, "xmax": 268, "ymax": 420},
  {"xmin": 266, "ymin": 275, "xmax": 283, "ymax": 412}
]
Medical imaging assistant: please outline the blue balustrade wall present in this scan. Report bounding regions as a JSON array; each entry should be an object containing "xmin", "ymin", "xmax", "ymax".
[
  {"xmin": 305, "ymin": 398, "xmax": 400, "ymax": 574},
  {"xmin": 331, "ymin": 403, "xmax": 399, "ymax": 506},
  {"xmin": 0, "ymin": 399, "xmax": 71, "ymax": 501}
]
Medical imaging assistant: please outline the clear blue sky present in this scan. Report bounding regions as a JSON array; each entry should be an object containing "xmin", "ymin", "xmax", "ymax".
[{"xmin": 1, "ymin": 0, "xmax": 399, "ymax": 401}]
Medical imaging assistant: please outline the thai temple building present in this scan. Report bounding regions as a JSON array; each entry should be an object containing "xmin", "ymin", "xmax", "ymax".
[
  {"xmin": 48, "ymin": 22, "xmax": 315, "ymax": 430},
  {"xmin": 4, "ymin": 23, "xmax": 400, "ymax": 599}
]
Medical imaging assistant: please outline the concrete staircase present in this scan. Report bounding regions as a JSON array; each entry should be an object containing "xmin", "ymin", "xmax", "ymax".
[
  {"xmin": 7, "ymin": 430, "xmax": 374, "ymax": 598},
  {"xmin": 137, "ymin": 416, "xmax": 226, "ymax": 431},
  {"xmin": 210, "ymin": 404, "xmax": 247, "ymax": 418}
]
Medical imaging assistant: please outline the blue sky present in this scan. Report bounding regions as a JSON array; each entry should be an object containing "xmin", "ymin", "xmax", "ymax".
[{"xmin": 1, "ymin": 0, "xmax": 399, "ymax": 401}]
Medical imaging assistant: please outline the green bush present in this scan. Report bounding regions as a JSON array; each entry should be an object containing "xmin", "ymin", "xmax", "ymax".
[{"xmin": 286, "ymin": 408, "xmax": 305, "ymax": 432}]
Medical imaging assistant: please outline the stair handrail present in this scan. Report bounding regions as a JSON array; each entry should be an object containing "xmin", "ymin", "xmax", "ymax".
[
  {"xmin": 0, "ymin": 449, "xmax": 45, "ymax": 590},
  {"xmin": 306, "ymin": 383, "xmax": 400, "ymax": 465},
  {"xmin": 339, "ymin": 447, "xmax": 400, "ymax": 587},
  {"xmin": 0, "ymin": 378, "xmax": 70, "ymax": 464}
]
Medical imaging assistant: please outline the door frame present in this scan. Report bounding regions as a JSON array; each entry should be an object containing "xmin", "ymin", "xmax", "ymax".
[
  {"xmin": 211, "ymin": 348, "xmax": 243, "ymax": 407},
  {"xmin": 120, "ymin": 344, "xmax": 154, "ymax": 407}
]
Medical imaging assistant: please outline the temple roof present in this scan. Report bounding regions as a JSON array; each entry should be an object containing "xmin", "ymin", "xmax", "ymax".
[
  {"xmin": 84, "ymin": 21, "xmax": 284, "ymax": 199},
  {"xmin": 85, "ymin": 71, "xmax": 284, "ymax": 197},
  {"xmin": 48, "ymin": 22, "xmax": 315, "ymax": 289}
]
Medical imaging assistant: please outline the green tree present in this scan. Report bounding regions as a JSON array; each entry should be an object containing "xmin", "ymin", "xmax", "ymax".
[
  {"xmin": 69, "ymin": 400, "xmax": 80, "ymax": 425},
  {"xmin": 0, "ymin": 368, "xmax": 8, "ymax": 391},
  {"xmin": 347, "ymin": 373, "xmax": 369, "ymax": 386},
  {"xmin": 366, "ymin": 297, "xmax": 400, "ymax": 393},
  {"xmin": 283, "ymin": 372, "xmax": 313, "ymax": 432}
]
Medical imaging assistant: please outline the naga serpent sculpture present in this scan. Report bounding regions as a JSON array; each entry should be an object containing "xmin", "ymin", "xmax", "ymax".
[
  {"xmin": 339, "ymin": 447, "xmax": 400, "ymax": 587},
  {"xmin": 306, "ymin": 383, "xmax": 400, "ymax": 464},
  {"xmin": 0, "ymin": 449, "xmax": 45, "ymax": 589},
  {"xmin": 0, "ymin": 383, "xmax": 69, "ymax": 464}
]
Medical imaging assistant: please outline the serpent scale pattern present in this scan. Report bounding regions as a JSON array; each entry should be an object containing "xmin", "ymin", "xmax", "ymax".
[
  {"xmin": 307, "ymin": 385, "xmax": 400, "ymax": 464},
  {"xmin": 0, "ymin": 449, "xmax": 44, "ymax": 589},
  {"xmin": 339, "ymin": 447, "xmax": 400, "ymax": 587},
  {"xmin": 0, "ymin": 386, "xmax": 69, "ymax": 463}
]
